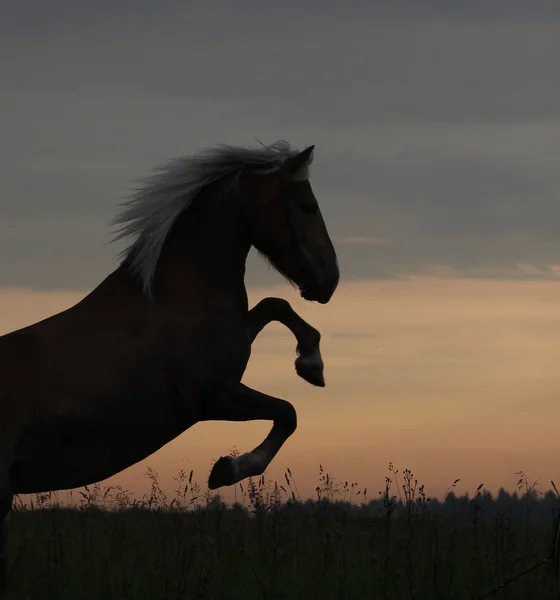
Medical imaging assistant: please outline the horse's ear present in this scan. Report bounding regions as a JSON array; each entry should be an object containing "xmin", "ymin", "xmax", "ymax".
[{"xmin": 284, "ymin": 145, "xmax": 315, "ymax": 179}]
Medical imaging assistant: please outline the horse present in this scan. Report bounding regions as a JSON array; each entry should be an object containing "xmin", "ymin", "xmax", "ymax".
[{"xmin": 0, "ymin": 140, "xmax": 339, "ymax": 590}]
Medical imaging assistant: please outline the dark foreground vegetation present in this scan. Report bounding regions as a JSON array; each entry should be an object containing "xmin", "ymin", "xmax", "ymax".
[{"xmin": 4, "ymin": 462, "xmax": 560, "ymax": 600}]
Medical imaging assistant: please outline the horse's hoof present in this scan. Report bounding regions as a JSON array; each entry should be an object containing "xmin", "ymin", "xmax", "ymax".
[
  {"xmin": 295, "ymin": 356, "xmax": 325, "ymax": 387},
  {"xmin": 208, "ymin": 456, "xmax": 237, "ymax": 489}
]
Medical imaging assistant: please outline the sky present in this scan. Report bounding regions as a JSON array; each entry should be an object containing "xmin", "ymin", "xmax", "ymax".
[{"xmin": 2, "ymin": 1, "xmax": 560, "ymax": 504}]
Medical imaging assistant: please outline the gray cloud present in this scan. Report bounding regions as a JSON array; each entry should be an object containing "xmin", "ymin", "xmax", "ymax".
[
  {"xmin": 4, "ymin": 12, "xmax": 559, "ymax": 127},
  {"xmin": 2, "ymin": 0, "xmax": 560, "ymax": 33},
  {"xmin": 2, "ymin": 2, "xmax": 560, "ymax": 291}
]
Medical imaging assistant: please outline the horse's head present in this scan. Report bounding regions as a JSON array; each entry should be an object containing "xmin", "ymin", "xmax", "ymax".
[{"xmin": 246, "ymin": 146, "xmax": 339, "ymax": 304}]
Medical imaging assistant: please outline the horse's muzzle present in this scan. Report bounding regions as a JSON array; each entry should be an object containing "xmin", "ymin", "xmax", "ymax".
[{"xmin": 300, "ymin": 261, "xmax": 339, "ymax": 304}]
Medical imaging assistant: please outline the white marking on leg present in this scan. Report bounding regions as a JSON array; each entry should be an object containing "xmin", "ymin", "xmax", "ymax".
[{"xmin": 235, "ymin": 450, "xmax": 269, "ymax": 479}]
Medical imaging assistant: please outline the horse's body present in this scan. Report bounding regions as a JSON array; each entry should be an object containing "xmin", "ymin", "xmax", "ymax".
[
  {"xmin": 0, "ymin": 141, "xmax": 338, "ymax": 591},
  {"xmin": 1, "ymin": 291, "xmax": 323, "ymax": 494}
]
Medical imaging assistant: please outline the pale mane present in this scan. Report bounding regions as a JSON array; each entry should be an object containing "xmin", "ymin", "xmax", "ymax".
[{"xmin": 110, "ymin": 140, "xmax": 313, "ymax": 298}]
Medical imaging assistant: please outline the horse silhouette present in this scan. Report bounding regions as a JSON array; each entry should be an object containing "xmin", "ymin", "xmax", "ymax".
[{"xmin": 0, "ymin": 141, "xmax": 339, "ymax": 591}]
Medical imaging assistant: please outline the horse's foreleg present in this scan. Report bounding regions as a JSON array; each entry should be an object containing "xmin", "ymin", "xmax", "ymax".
[
  {"xmin": 248, "ymin": 297, "xmax": 325, "ymax": 387},
  {"xmin": 202, "ymin": 382, "xmax": 297, "ymax": 489}
]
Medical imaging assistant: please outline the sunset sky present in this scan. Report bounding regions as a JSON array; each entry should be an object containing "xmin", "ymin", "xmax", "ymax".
[{"xmin": 2, "ymin": 1, "xmax": 560, "ymax": 504}]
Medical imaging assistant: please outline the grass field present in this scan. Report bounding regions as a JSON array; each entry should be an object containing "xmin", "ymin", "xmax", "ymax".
[{"xmin": 4, "ymin": 463, "xmax": 560, "ymax": 600}]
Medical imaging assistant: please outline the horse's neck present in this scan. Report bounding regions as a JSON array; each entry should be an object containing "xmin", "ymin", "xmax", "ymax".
[{"xmin": 151, "ymin": 200, "xmax": 251, "ymax": 311}]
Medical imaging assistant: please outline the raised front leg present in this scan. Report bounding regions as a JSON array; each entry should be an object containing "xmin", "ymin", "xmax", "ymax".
[
  {"xmin": 248, "ymin": 297, "xmax": 325, "ymax": 387},
  {"xmin": 201, "ymin": 382, "xmax": 297, "ymax": 489}
]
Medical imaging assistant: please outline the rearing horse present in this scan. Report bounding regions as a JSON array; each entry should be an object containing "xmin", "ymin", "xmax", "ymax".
[{"xmin": 0, "ymin": 141, "xmax": 339, "ymax": 589}]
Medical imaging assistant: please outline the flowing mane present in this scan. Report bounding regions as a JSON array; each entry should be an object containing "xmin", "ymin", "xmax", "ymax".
[{"xmin": 110, "ymin": 140, "xmax": 313, "ymax": 297}]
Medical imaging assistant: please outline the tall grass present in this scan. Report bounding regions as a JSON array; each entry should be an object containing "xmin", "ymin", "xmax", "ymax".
[{"xmin": 4, "ymin": 460, "xmax": 560, "ymax": 599}]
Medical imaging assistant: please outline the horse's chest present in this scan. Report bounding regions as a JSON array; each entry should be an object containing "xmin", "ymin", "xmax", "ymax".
[{"xmin": 191, "ymin": 325, "xmax": 251, "ymax": 384}]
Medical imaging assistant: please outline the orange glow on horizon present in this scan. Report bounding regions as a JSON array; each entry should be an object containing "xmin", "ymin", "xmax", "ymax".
[{"xmin": 2, "ymin": 277, "xmax": 560, "ymax": 504}]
